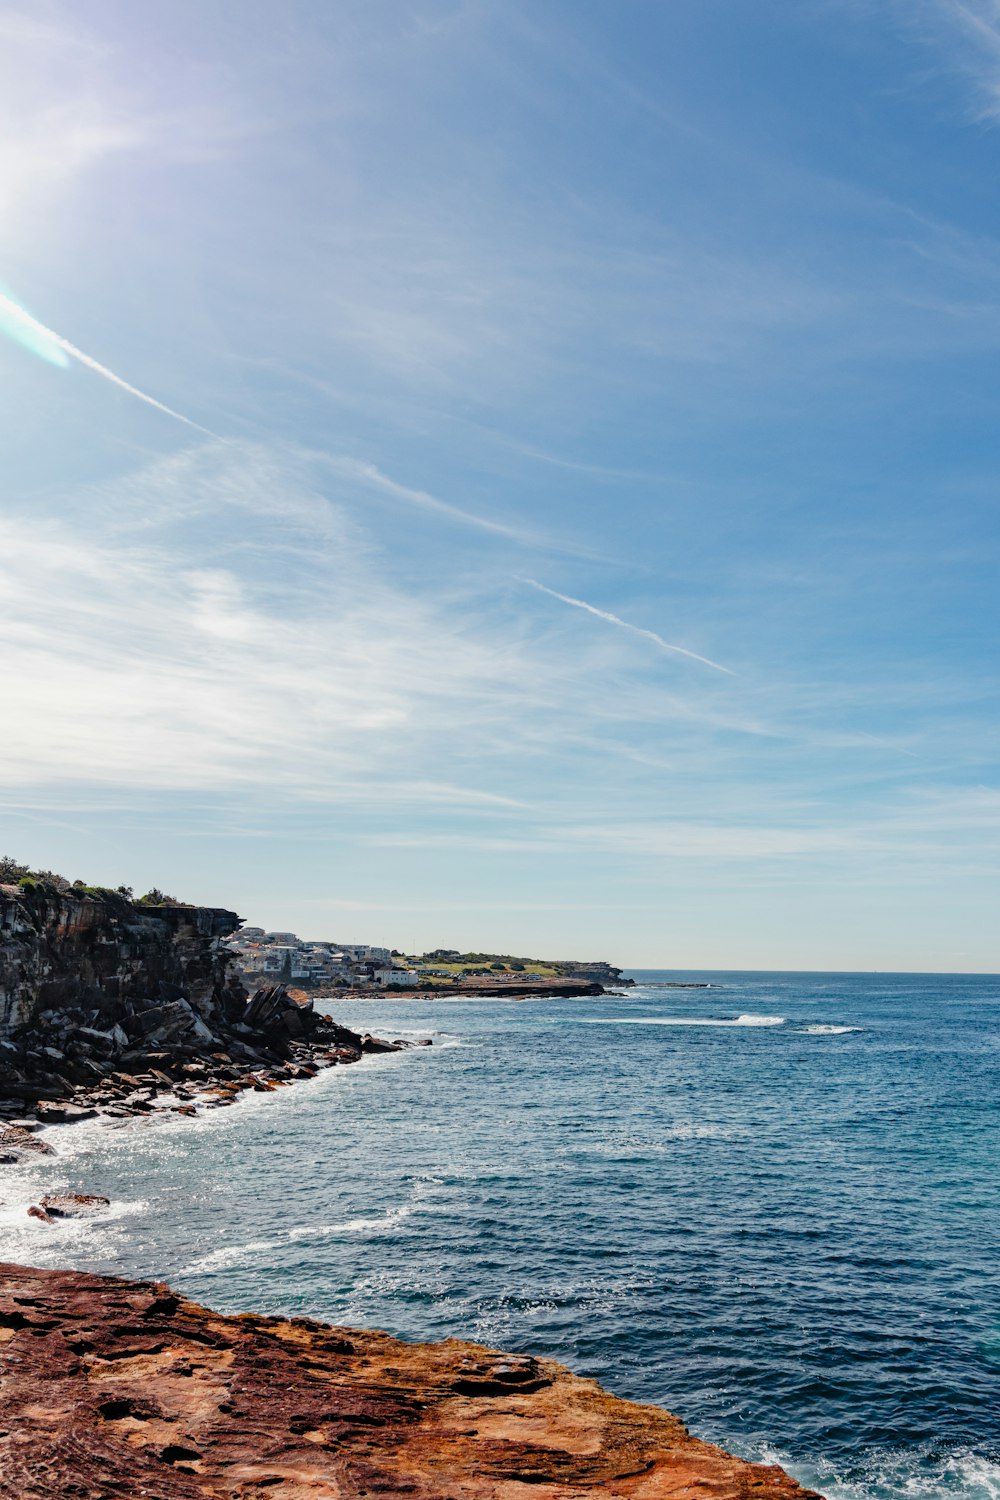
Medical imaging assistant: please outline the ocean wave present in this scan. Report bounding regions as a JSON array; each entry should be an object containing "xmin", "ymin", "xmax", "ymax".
[
  {"xmin": 584, "ymin": 1123, "xmax": 738, "ymax": 1155},
  {"xmin": 179, "ymin": 1185, "xmax": 445, "ymax": 1277},
  {"xmin": 180, "ymin": 1237, "xmax": 282, "ymax": 1275},
  {"xmin": 385, "ymin": 1029, "xmax": 467, "ymax": 1048},
  {"xmin": 288, "ymin": 1202, "xmax": 417, "ymax": 1240},
  {"xmin": 633, "ymin": 982, "xmax": 720, "ymax": 989},
  {"xmin": 574, "ymin": 1013, "xmax": 786, "ymax": 1028},
  {"xmin": 799, "ymin": 1024, "xmax": 861, "ymax": 1035},
  {"xmin": 179, "ymin": 1207, "xmax": 418, "ymax": 1276},
  {"xmin": 753, "ymin": 1445, "xmax": 1000, "ymax": 1500},
  {"xmin": 0, "ymin": 1195, "xmax": 149, "ymax": 1268}
]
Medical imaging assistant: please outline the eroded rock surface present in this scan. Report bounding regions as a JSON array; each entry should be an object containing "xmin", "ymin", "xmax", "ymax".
[
  {"xmin": 0, "ymin": 1122, "xmax": 54, "ymax": 1163},
  {"xmin": 0, "ymin": 1263, "xmax": 818, "ymax": 1500}
]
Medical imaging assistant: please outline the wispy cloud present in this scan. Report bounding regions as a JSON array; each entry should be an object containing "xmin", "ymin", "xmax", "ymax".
[
  {"xmin": 522, "ymin": 578, "xmax": 735, "ymax": 675},
  {"xmin": 874, "ymin": 0, "xmax": 1000, "ymax": 121},
  {"xmin": 319, "ymin": 454, "xmax": 538, "ymax": 544},
  {"xmin": 0, "ymin": 442, "xmax": 583, "ymax": 800},
  {"xmin": 364, "ymin": 789, "xmax": 1000, "ymax": 866}
]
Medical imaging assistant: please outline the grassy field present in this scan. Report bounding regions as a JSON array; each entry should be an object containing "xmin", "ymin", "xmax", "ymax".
[{"xmin": 407, "ymin": 960, "xmax": 562, "ymax": 980}]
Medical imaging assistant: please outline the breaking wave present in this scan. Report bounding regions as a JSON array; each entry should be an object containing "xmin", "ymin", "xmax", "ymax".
[
  {"xmin": 799, "ymin": 1024, "xmax": 861, "ymax": 1035},
  {"xmin": 575, "ymin": 1013, "xmax": 786, "ymax": 1027},
  {"xmin": 754, "ymin": 1445, "xmax": 1000, "ymax": 1500}
]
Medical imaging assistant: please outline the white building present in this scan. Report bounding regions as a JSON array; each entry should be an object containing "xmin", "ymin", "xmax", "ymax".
[{"xmin": 339, "ymin": 944, "xmax": 392, "ymax": 964}]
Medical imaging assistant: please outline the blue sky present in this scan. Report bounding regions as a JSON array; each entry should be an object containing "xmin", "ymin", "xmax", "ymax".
[{"xmin": 2, "ymin": 0, "xmax": 1000, "ymax": 969}]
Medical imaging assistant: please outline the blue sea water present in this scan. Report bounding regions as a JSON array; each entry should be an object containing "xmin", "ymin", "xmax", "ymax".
[{"xmin": 2, "ymin": 971, "xmax": 999, "ymax": 1500}]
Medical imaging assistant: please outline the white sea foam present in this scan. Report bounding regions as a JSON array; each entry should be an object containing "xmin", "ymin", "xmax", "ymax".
[
  {"xmin": 753, "ymin": 1445, "xmax": 1000, "ymax": 1500},
  {"xmin": 575, "ymin": 1013, "xmax": 786, "ymax": 1028},
  {"xmin": 182, "ymin": 1238, "xmax": 283, "ymax": 1275},
  {"xmin": 179, "ymin": 1208, "xmax": 417, "ymax": 1276},
  {"xmin": 384, "ymin": 1029, "xmax": 466, "ymax": 1049},
  {"xmin": 799, "ymin": 1024, "xmax": 860, "ymax": 1035},
  {"xmin": 178, "ymin": 1186, "xmax": 441, "ymax": 1277},
  {"xmin": 0, "ymin": 1196, "xmax": 149, "ymax": 1265},
  {"xmin": 290, "ymin": 1202, "xmax": 417, "ymax": 1240}
]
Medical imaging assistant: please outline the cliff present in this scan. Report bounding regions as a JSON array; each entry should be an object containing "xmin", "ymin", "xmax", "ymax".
[
  {"xmin": 0, "ymin": 886, "xmax": 395, "ymax": 1124},
  {"xmin": 0, "ymin": 884, "xmax": 244, "ymax": 1036},
  {"xmin": 0, "ymin": 1263, "xmax": 818, "ymax": 1500}
]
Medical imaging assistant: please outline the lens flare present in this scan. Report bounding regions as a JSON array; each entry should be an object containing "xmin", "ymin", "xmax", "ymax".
[
  {"xmin": 0, "ymin": 287, "xmax": 70, "ymax": 367},
  {"xmin": 0, "ymin": 285, "xmax": 215, "ymax": 434}
]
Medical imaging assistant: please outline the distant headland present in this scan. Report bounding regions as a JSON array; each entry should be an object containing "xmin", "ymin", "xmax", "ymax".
[{"xmin": 225, "ymin": 929, "xmax": 632, "ymax": 997}]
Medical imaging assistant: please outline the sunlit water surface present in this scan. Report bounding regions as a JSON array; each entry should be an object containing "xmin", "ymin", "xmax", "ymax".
[{"xmin": 2, "ymin": 972, "xmax": 998, "ymax": 1500}]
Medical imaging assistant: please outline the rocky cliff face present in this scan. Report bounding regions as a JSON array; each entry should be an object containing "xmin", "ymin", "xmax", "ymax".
[
  {"xmin": 0, "ymin": 888, "xmax": 374, "ymax": 1117},
  {"xmin": 0, "ymin": 886, "xmax": 244, "ymax": 1035},
  {"xmin": 0, "ymin": 1263, "xmax": 818, "ymax": 1500}
]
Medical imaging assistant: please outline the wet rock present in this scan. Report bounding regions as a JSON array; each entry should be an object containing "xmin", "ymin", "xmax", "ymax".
[
  {"xmin": 361, "ymin": 1034, "xmax": 404, "ymax": 1053},
  {"xmin": 0, "ymin": 1125, "xmax": 56, "ymax": 1163},
  {"xmin": 27, "ymin": 1194, "xmax": 111, "ymax": 1223}
]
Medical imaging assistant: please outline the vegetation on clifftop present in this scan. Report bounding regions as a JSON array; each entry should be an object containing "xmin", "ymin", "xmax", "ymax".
[
  {"xmin": 399, "ymin": 950, "xmax": 625, "ymax": 985},
  {"xmin": 0, "ymin": 856, "xmax": 181, "ymax": 906}
]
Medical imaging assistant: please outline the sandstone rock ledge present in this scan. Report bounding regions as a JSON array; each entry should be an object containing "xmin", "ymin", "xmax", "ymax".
[{"xmin": 0, "ymin": 1264, "xmax": 818, "ymax": 1500}]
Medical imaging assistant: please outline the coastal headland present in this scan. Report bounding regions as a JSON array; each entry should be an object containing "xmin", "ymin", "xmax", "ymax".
[
  {"xmin": 0, "ymin": 1262, "xmax": 818, "ymax": 1500},
  {"xmin": 0, "ymin": 883, "xmax": 425, "ymax": 1141},
  {"xmin": 0, "ymin": 877, "xmax": 817, "ymax": 1498},
  {"xmin": 0, "ymin": 881, "xmax": 624, "ymax": 1136}
]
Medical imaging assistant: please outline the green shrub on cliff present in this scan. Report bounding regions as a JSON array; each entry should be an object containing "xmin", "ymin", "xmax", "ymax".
[
  {"xmin": 2, "ymin": 857, "xmax": 73, "ymax": 893},
  {"xmin": 72, "ymin": 885, "xmax": 134, "ymax": 907},
  {"xmin": 1, "ymin": 857, "xmax": 184, "ymax": 907}
]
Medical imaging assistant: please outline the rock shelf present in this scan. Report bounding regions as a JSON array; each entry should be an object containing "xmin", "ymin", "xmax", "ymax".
[{"xmin": 0, "ymin": 1263, "xmax": 819, "ymax": 1500}]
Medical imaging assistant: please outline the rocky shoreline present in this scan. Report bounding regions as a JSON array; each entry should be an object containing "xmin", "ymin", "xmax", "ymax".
[
  {"xmin": 0, "ymin": 886, "xmax": 428, "ymax": 1204},
  {"xmin": 0, "ymin": 986, "xmax": 421, "ymax": 1131},
  {"xmin": 0, "ymin": 883, "xmax": 815, "ymax": 1495},
  {"xmin": 0, "ymin": 1262, "xmax": 818, "ymax": 1500},
  {"xmin": 0, "ymin": 1009, "xmax": 426, "ymax": 1222},
  {"xmin": 337, "ymin": 976, "xmax": 608, "ymax": 1001}
]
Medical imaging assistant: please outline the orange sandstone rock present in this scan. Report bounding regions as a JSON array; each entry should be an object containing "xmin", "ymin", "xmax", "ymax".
[{"xmin": 0, "ymin": 1263, "xmax": 819, "ymax": 1500}]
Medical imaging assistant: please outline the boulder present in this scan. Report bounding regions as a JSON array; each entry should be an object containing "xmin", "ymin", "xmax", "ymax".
[
  {"xmin": 0, "ymin": 1125, "xmax": 55, "ymax": 1162},
  {"xmin": 68, "ymin": 1026, "xmax": 119, "ymax": 1056},
  {"xmin": 34, "ymin": 1103, "xmax": 97, "ymax": 1125},
  {"xmin": 361, "ymin": 1034, "xmax": 404, "ymax": 1053},
  {"xmin": 27, "ymin": 1194, "xmax": 111, "ymax": 1223}
]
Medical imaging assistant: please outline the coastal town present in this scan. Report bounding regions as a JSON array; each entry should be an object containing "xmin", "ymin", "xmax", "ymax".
[{"xmin": 222, "ymin": 926, "xmax": 628, "ymax": 994}]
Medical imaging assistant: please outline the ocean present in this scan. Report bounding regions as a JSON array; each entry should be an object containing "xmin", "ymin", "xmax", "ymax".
[{"xmin": 2, "ymin": 971, "xmax": 998, "ymax": 1500}]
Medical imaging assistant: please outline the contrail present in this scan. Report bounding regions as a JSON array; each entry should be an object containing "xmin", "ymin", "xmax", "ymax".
[
  {"xmin": 523, "ymin": 578, "xmax": 735, "ymax": 675},
  {"xmin": 0, "ymin": 291, "xmax": 217, "ymax": 436},
  {"xmin": 321, "ymin": 455, "xmax": 537, "ymax": 544}
]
